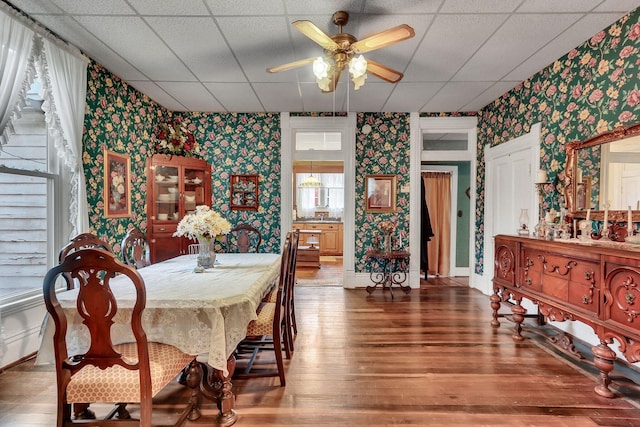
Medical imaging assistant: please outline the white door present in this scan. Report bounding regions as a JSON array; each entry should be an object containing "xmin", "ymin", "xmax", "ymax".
[{"xmin": 482, "ymin": 124, "xmax": 540, "ymax": 294}]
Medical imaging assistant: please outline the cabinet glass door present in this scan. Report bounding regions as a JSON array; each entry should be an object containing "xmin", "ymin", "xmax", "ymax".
[
  {"xmin": 154, "ymin": 165, "xmax": 179, "ymax": 220},
  {"xmin": 184, "ymin": 167, "xmax": 206, "ymax": 214}
]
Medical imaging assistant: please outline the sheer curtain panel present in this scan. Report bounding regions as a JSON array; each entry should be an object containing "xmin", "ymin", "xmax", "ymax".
[
  {"xmin": 39, "ymin": 38, "xmax": 90, "ymax": 235},
  {"xmin": 0, "ymin": 5, "xmax": 36, "ymax": 147}
]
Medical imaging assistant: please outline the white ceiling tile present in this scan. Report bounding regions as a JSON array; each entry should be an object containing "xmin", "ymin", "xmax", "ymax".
[
  {"xmin": 5, "ymin": 0, "xmax": 63, "ymax": 14},
  {"xmin": 204, "ymin": 0, "xmax": 284, "ymax": 15},
  {"xmin": 421, "ymin": 82, "xmax": 494, "ymax": 112},
  {"xmin": 299, "ymin": 82, "xmax": 348, "ymax": 113},
  {"xmin": 203, "ymin": 83, "xmax": 264, "ymax": 112},
  {"xmin": 156, "ymin": 82, "xmax": 225, "ymax": 112},
  {"xmin": 461, "ymin": 81, "xmax": 520, "ymax": 111},
  {"xmin": 453, "ymin": 13, "xmax": 583, "ymax": 81},
  {"xmin": 146, "ymin": 17, "xmax": 245, "ymax": 82},
  {"xmin": 285, "ymin": 0, "xmax": 365, "ymax": 16},
  {"xmin": 595, "ymin": 1, "xmax": 640, "ymax": 12},
  {"xmin": 517, "ymin": 0, "xmax": 604, "ymax": 13},
  {"xmin": 362, "ymin": 0, "xmax": 439, "ymax": 14},
  {"xmin": 384, "ymin": 82, "xmax": 444, "ymax": 112},
  {"xmin": 217, "ymin": 16, "xmax": 295, "ymax": 82},
  {"xmin": 344, "ymin": 82, "xmax": 394, "ymax": 112},
  {"xmin": 28, "ymin": 14, "xmax": 147, "ymax": 80},
  {"xmin": 404, "ymin": 14, "xmax": 507, "ymax": 81},
  {"xmin": 440, "ymin": 0, "xmax": 522, "ymax": 13},
  {"xmin": 74, "ymin": 16, "xmax": 194, "ymax": 81},
  {"xmin": 50, "ymin": 0, "xmax": 135, "ymax": 15},
  {"xmin": 504, "ymin": 13, "xmax": 626, "ymax": 81},
  {"xmin": 127, "ymin": 81, "xmax": 184, "ymax": 110},
  {"xmin": 253, "ymin": 83, "xmax": 304, "ymax": 112},
  {"xmin": 127, "ymin": 0, "xmax": 210, "ymax": 15}
]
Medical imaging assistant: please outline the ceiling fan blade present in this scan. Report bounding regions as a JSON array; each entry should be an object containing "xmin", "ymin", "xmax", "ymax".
[
  {"xmin": 293, "ymin": 20, "xmax": 340, "ymax": 50},
  {"xmin": 267, "ymin": 57, "xmax": 316, "ymax": 73},
  {"xmin": 366, "ymin": 59, "xmax": 404, "ymax": 83},
  {"xmin": 351, "ymin": 24, "xmax": 415, "ymax": 53}
]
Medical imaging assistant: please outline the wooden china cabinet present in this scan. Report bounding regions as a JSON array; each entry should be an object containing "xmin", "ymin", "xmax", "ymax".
[{"xmin": 146, "ymin": 154, "xmax": 211, "ymax": 263}]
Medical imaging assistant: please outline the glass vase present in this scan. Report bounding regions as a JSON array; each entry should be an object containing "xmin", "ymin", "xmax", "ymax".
[
  {"xmin": 197, "ymin": 237, "xmax": 216, "ymax": 269},
  {"xmin": 384, "ymin": 233, "xmax": 392, "ymax": 252}
]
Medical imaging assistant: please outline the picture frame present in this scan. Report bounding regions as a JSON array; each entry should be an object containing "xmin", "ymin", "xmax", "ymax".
[
  {"xmin": 365, "ymin": 174, "xmax": 397, "ymax": 212},
  {"xmin": 104, "ymin": 149, "xmax": 131, "ymax": 218}
]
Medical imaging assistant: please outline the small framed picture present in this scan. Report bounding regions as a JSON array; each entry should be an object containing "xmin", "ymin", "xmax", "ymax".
[
  {"xmin": 365, "ymin": 174, "xmax": 397, "ymax": 212},
  {"xmin": 104, "ymin": 149, "xmax": 131, "ymax": 218}
]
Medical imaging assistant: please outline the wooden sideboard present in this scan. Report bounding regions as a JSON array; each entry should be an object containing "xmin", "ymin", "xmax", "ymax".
[{"xmin": 492, "ymin": 235, "xmax": 640, "ymax": 398}]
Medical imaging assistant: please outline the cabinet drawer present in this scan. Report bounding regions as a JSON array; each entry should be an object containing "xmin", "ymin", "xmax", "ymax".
[
  {"xmin": 152, "ymin": 223, "xmax": 177, "ymax": 234},
  {"xmin": 568, "ymin": 280, "xmax": 599, "ymax": 315}
]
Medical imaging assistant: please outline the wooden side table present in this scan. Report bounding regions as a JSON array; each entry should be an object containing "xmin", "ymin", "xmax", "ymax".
[{"xmin": 365, "ymin": 249, "xmax": 411, "ymax": 298}]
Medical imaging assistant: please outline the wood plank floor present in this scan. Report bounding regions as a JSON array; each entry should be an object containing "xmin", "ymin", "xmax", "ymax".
[{"xmin": 3, "ymin": 276, "xmax": 640, "ymax": 426}]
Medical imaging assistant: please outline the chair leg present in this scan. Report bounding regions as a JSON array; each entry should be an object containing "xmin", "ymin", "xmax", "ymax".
[{"xmin": 274, "ymin": 324, "xmax": 286, "ymax": 387}]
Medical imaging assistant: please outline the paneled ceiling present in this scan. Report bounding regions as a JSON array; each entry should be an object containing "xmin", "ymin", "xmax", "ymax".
[{"xmin": 5, "ymin": 0, "xmax": 640, "ymax": 113}]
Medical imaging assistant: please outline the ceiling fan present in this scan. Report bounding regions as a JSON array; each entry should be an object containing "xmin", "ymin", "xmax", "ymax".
[{"xmin": 267, "ymin": 11, "xmax": 415, "ymax": 93}]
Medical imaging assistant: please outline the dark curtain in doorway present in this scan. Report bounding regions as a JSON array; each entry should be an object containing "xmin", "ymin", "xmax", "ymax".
[{"xmin": 420, "ymin": 177, "xmax": 434, "ymax": 275}]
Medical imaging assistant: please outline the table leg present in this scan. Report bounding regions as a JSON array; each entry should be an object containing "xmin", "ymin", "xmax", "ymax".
[{"xmin": 199, "ymin": 355, "xmax": 238, "ymax": 426}]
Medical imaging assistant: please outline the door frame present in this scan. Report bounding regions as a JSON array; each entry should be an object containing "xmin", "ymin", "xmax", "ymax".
[
  {"xmin": 421, "ymin": 165, "xmax": 461, "ymax": 277},
  {"xmin": 280, "ymin": 113, "xmax": 356, "ymax": 286},
  {"xmin": 410, "ymin": 115, "xmax": 477, "ymax": 288}
]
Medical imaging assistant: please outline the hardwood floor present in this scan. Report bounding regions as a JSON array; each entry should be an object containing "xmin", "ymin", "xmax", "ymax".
[{"xmin": 3, "ymin": 277, "xmax": 640, "ymax": 426}]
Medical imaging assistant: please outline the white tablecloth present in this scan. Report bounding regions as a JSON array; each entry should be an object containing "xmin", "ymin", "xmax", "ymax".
[{"xmin": 37, "ymin": 253, "xmax": 281, "ymax": 376}]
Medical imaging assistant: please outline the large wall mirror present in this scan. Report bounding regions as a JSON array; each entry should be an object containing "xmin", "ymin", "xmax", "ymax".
[{"xmin": 566, "ymin": 123, "xmax": 640, "ymax": 222}]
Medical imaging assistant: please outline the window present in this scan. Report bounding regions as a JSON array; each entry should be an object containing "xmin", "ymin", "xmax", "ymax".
[
  {"xmin": 295, "ymin": 132, "xmax": 342, "ymax": 151},
  {"xmin": 0, "ymin": 79, "xmax": 61, "ymax": 304},
  {"xmin": 296, "ymin": 173, "xmax": 344, "ymax": 219},
  {"xmin": 422, "ymin": 132, "xmax": 468, "ymax": 151}
]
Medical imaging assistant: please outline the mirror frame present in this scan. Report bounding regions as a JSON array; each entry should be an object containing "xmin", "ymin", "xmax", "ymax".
[{"xmin": 565, "ymin": 122, "xmax": 640, "ymax": 222}]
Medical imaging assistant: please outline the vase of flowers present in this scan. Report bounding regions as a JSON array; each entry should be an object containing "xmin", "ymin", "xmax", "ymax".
[
  {"xmin": 378, "ymin": 220, "xmax": 397, "ymax": 251},
  {"xmin": 155, "ymin": 118, "xmax": 197, "ymax": 157},
  {"xmin": 173, "ymin": 205, "xmax": 232, "ymax": 269}
]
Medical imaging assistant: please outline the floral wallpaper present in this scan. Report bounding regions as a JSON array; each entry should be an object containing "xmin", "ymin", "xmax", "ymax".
[
  {"xmin": 82, "ymin": 63, "xmax": 282, "ymax": 255},
  {"xmin": 173, "ymin": 112, "xmax": 282, "ymax": 253},
  {"xmin": 354, "ymin": 113, "xmax": 411, "ymax": 271},
  {"xmin": 83, "ymin": 61, "xmax": 168, "ymax": 253},
  {"xmin": 475, "ymin": 8, "xmax": 640, "ymax": 274}
]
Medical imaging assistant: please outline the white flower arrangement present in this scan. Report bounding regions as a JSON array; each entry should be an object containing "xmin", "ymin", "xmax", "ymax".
[{"xmin": 173, "ymin": 205, "xmax": 232, "ymax": 241}]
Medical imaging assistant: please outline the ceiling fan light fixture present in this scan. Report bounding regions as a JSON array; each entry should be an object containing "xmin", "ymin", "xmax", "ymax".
[
  {"xmin": 349, "ymin": 55, "xmax": 368, "ymax": 90},
  {"xmin": 313, "ymin": 56, "xmax": 330, "ymax": 79}
]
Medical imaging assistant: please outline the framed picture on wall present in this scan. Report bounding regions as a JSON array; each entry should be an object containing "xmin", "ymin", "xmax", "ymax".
[
  {"xmin": 104, "ymin": 149, "xmax": 131, "ymax": 218},
  {"xmin": 365, "ymin": 174, "xmax": 397, "ymax": 213}
]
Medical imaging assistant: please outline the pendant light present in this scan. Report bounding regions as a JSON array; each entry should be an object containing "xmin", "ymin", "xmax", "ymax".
[{"xmin": 299, "ymin": 161, "xmax": 323, "ymax": 188}]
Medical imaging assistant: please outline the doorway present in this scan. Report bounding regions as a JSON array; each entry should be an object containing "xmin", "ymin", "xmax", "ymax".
[{"xmin": 280, "ymin": 114, "xmax": 356, "ymax": 286}]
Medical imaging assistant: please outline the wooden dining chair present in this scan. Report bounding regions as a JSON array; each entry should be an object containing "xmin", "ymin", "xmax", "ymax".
[
  {"xmin": 58, "ymin": 233, "xmax": 113, "ymax": 290},
  {"xmin": 261, "ymin": 230, "xmax": 299, "ymax": 354},
  {"xmin": 43, "ymin": 248, "xmax": 202, "ymax": 426},
  {"xmin": 121, "ymin": 227, "xmax": 151, "ymax": 268},
  {"xmin": 235, "ymin": 232, "xmax": 294, "ymax": 386},
  {"xmin": 225, "ymin": 223, "xmax": 262, "ymax": 253}
]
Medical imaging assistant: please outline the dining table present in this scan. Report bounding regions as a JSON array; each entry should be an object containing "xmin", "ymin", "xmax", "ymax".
[{"xmin": 37, "ymin": 252, "xmax": 282, "ymax": 426}]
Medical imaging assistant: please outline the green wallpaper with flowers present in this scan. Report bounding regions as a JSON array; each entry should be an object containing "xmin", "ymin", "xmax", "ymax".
[
  {"xmin": 82, "ymin": 62, "xmax": 282, "ymax": 254},
  {"xmin": 172, "ymin": 111, "xmax": 282, "ymax": 253},
  {"xmin": 83, "ymin": 61, "xmax": 168, "ymax": 253},
  {"xmin": 475, "ymin": 8, "xmax": 640, "ymax": 274},
  {"xmin": 354, "ymin": 113, "xmax": 411, "ymax": 271}
]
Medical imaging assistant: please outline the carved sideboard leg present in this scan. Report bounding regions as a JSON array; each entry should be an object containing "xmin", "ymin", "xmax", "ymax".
[
  {"xmin": 511, "ymin": 298, "xmax": 526, "ymax": 341},
  {"xmin": 592, "ymin": 341, "xmax": 616, "ymax": 398},
  {"xmin": 490, "ymin": 288, "xmax": 501, "ymax": 327}
]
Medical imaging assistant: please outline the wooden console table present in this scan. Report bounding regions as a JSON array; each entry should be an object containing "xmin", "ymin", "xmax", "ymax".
[
  {"xmin": 365, "ymin": 249, "xmax": 411, "ymax": 298},
  {"xmin": 492, "ymin": 235, "xmax": 640, "ymax": 398}
]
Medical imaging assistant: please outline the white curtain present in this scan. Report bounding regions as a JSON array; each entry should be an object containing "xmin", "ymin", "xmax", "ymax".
[
  {"xmin": 0, "ymin": 6, "xmax": 36, "ymax": 147},
  {"xmin": 38, "ymin": 38, "xmax": 90, "ymax": 236},
  {"xmin": 296, "ymin": 173, "xmax": 344, "ymax": 218}
]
